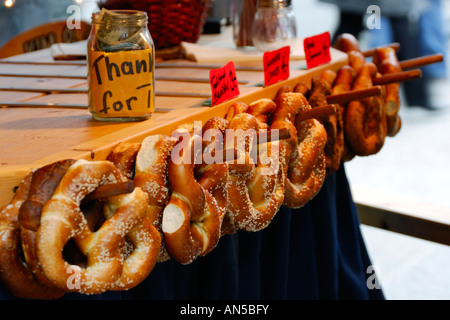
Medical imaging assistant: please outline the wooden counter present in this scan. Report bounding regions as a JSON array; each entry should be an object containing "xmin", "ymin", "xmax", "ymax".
[{"xmin": 0, "ymin": 44, "xmax": 348, "ymax": 207}]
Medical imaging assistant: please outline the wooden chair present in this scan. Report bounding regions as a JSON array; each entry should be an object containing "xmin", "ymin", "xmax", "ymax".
[{"xmin": 0, "ymin": 20, "xmax": 91, "ymax": 59}]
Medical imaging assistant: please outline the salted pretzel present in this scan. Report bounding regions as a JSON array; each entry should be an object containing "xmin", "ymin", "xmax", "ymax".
[
  {"xmin": 333, "ymin": 33, "xmax": 361, "ymax": 53},
  {"xmin": 225, "ymin": 101, "xmax": 248, "ymax": 122},
  {"xmin": 200, "ymin": 117, "xmax": 230, "ymax": 235},
  {"xmin": 107, "ymin": 137, "xmax": 177, "ymax": 281},
  {"xmin": 270, "ymin": 92, "xmax": 327, "ymax": 208},
  {"xmin": 321, "ymin": 69, "xmax": 337, "ymax": 86},
  {"xmin": 293, "ymin": 81, "xmax": 311, "ymax": 96},
  {"xmin": 246, "ymin": 98, "xmax": 277, "ymax": 128},
  {"xmin": 102, "ymin": 191, "xmax": 161, "ymax": 291},
  {"xmin": 344, "ymin": 62, "xmax": 387, "ymax": 156},
  {"xmin": 106, "ymin": 142, "xmax": 141, "ymax": 179},
  {"xmin": 336, "ymin": 33, "xmax": 401, "ymax": 138},
  {"xmin": 18, "ymin": 159, "xmax": 77, "ymax": 297},
  {"xmin": 36, "ymin": 159, "xmax": 154, "ymax": 294},
  {"xmin": 347, "ymin": 50, "xmax": 366, "ymax": 73},
  {"xmin": 275, "ymin": 85, "xmax": 294, "ymax": 99},
  {"xmin": 331, "ymin": 65, "xmax": 357, "ymax": 162},
  {"xmin": 373, "ymin": 47, "xmax": 402, "ymax": 137},
  {"xmin": 0, "ymin": 169, "xmax": 65, "ymax": 299},
  {"xmin": 224, "ymin": 112, "xmax": 285, "ymax": 232},
  {"xmin": 309, "ymin": 74, "xmax": 343, "ymax": 175},
  {"xmin": 133, "ymin": 135, "xmax": 178, "ymax": 262},
  {"xmin": 162, "ymin": 128, "xmax": 226, "ymax": 264}
]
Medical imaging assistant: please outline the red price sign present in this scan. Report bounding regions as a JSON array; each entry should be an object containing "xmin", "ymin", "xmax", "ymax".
[
  {"xmin": 209, "ymin": 61, "xmax": 240, "ymax": 106},
  {"xmin": 303, "ymin": 31, "xmax": 331, "ymax": 69},
  {"xmin": 263, "ymin": 46, "xmax": 290, "ymax": 86}
]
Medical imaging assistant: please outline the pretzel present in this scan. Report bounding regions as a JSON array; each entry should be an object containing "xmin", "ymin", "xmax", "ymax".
[
  {"xmin": 333, "ymin": 33, "xmax": 361, "ymax": 53},
  {"xmin": 373, "ymin": 47, "xmax": 402, "ymax": 137},
  {"xmin": 308, "ymin": 74, "xmax": 343, "ymax": 175},
  {"xmin": 106, "ymin": 142, "xmax": 141, "ymax": 179},
  {"xmin": 36, "ymin": 159, "xmax": 153, "ymax": 294},
  {"xmin": 200, "ymin": 118, "xmax": 230, "ymax": 235},
  {"xmin": 224, "ymin": 112, "xmax": 285, "ymax": 232},
  {"xmin": 246, "ymin": 98, "xmax": 277, "ymax": 128},
  {"xmin": 225, "ymin": 101, "xmax": 248, "ymax": 122},
  {"xmin": 102, "ymin": 191, "xmax": 161, "ymax": 291},
  {"xmin": 275, "ymin": 85, "xmax": 294, "ymax": 99},
  {"xmin": 133, "ymin": 135, "xmax": 178, "ymax": 262},
  {"xmin": 107, "ymin": 138, "xmax": 176, "ymax": 283},
  {"xmin": 162, "ymin": 129, "xmax": 226, "ymax": 264},
  {"xmin": 344, "ymin": 62, "xmax": 387, "ymax": 156},
  {"xmin": 270, "ymin": 92, "xmax": 327, "ymax": 208},
  {"xmin": 18, "ymin": 160, "xmax": 76, "ymax": 295},
  {"xmin": 321, "ymin": 69, "xmax": 337, "ymax": 86},
  {"xmin": 348, "ymin": 50, "xmax": 366, "ymax": 73},
  {"xmin": 331, "ymin": 65, "xmax": 357, "ymax": 162},
  {"xmin": 0, "ymin": 170, "xmax": 65, "ymax": 299},
  {"xmin": 293, "ymin": 81, "xmax": 311, "ymax": 96}
]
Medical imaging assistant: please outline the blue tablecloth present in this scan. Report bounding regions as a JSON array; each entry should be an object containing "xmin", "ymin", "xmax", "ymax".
[{"xmin": 0, "ymin": 164, "xmax": 384, "ymax": 300}]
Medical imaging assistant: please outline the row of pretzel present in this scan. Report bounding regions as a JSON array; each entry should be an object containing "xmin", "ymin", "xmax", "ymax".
[{"xmin": 0, "ymin": 33, "xmax": 442, "ymax": 299}]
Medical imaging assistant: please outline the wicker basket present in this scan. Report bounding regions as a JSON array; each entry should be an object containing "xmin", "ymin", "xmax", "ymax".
[{"xmin": 98, "ymin": 0, "xmax": 213, "ymax": 50}]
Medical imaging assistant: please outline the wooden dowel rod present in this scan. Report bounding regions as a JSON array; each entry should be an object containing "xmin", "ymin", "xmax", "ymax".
[
  {"xmin": 399, "ymin": 53, "xmax": 444, "ymax": 70},
  {"xmin": 362, "ymin": 42, "xmax": 400, "ymax": 57},
  {"xmin": 83, "ymin": 181, "xmax": 135, "ymax": 202},
  {"xmin": 254, "ymin": 127, "xmax": 291, "ymax": 143},
  {"xmin": 372, "ymin": 69, "xmax": 422, "ymax": 85},
  {"xmin": 296, "ymin": 105, "xmax": 337, "ymax": 122},
  {"xmin": 326, "ymin": 86, "xmax": 382, "ymax": 104}
]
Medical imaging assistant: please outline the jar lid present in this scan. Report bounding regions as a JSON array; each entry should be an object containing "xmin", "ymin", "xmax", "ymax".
[
  {"xmin": 92, "ymin": 8, "xmax": 148, "ymax": 25},
  {"xmin": 257, "ymin": 0, "xmax": 292, "ymax": 8}
]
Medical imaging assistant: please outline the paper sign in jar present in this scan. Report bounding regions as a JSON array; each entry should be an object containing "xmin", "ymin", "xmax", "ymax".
[
  {"xmin": 209, "ymin": 61, "xmax": 240, "ymax": 106},
  {"xmin": 88, "ymin": 49, "xmax": 154, "ymax": 119},
  {"xmin": 263, "ymin": 46, "xmax": 290, "ymax": 86},
  {"xmin": 303, "ymin": 31, "xmax": 331, "ymax": 69}
]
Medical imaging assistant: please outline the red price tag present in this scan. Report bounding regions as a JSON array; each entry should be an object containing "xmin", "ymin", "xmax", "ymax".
[
  {"xmin": 209, "ymin": 61, "xmax": 240, "ymax": 106},
  {"xmin": 303, "ymin": 31, "xmax": 331, "ymax": 69},
  {"xmin": 263, "ymin": 46, "xmax": 290, "ymax": 86}
]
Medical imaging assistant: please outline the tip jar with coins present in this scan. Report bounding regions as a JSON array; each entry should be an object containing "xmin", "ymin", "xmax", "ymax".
[{"xmin": 87, "ymin": 9, "xmax": 155, "ymax": 121}]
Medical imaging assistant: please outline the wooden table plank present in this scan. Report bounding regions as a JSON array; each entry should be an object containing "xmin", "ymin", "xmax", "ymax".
[
  {"xmin": 0, "ymin": 90, "xmax": 44, "ymax": 102},
  {"xmin": 0, "ymin": 47, "xmax": 348, "ymax": 207},
  {"xmin": 0, "ymin": 76, "xmax": 87, "ymax": 88}
]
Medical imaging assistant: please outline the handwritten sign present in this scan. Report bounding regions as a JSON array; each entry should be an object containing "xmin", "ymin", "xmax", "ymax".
[
  {"xmin": 263, "ymin": 46, "xmax": 290, "ymax": 86},
  {"xmin": 88, "ymin": 49, "xmax": 154, "ymax": 119},
  {"xmin": 209, "ymin": 61, "xmax": 240, "ymax": 106},
  {"xmin": 303, "ymin": 31, "xmax": 331, "ymax": 69}
]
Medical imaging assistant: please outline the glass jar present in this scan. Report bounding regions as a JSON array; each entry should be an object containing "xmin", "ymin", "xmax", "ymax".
[
  {"xmin": 232, "ymin": 0, "xmax": 257, "ymax": 48},
  {"xmin": 251, "ymin": 0, "xmax": 297, "ymax": 52},
  {"xmin": 87, "ymin": 9, "xmax": 155, "ymax": 121}
]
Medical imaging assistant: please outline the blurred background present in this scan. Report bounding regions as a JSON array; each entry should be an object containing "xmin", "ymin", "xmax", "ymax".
[{"xmin": 0, "ymin": 0, "xmax": 449, "ymax": 300}]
